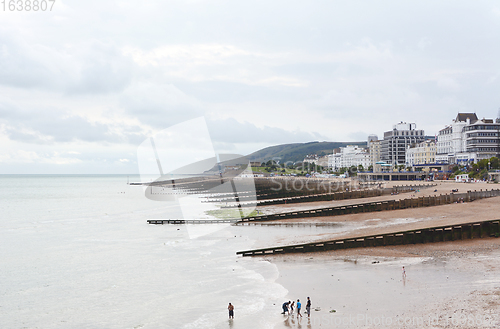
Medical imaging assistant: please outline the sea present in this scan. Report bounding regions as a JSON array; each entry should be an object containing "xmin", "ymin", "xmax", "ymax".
[{"xmin": 0, "ymin": 175, "xmax": 344, "ymax": 329}]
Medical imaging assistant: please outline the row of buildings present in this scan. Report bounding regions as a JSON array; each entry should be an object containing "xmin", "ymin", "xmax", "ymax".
[{"xmin": 323, "ymin": 113, "xmax": 500, "ymax": 172}]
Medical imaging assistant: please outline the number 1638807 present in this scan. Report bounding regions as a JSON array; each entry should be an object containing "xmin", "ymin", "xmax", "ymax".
[{"xmin": 2, "ymin": 0, "xmax": 55, "ymax": 11}]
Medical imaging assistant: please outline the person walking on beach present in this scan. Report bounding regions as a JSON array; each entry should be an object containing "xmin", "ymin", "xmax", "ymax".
[
  {"xmin": 296, "ymin": 299, "xmax": 302, "ymax": 317},
  {"xmin": 228, "ymin": 303, "xmax": 234, "ymax": 319},
  {"xmin": 402, "ymin": 266, "xmax": 406, "ymax": 278},
  {"xmin": 306, "ymin": 297, "xmax": 311, "ymax": 317}
]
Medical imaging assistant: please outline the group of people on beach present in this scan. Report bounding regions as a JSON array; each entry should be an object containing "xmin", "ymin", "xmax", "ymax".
[
  {"xmin": 228, "ymin": 298, "xmax": 312, "ymax": 320},
  {"xmin": 281, "ymin": 297, "xmax": 311, "ymax": 318}
]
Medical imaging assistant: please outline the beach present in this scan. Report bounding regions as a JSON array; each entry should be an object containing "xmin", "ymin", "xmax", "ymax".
[
  {"xmin": 269, "ymin": 238, "xmax": 500, "ymax": 328},
  {"xmin": 247, "ymin": 181, "xmax": 500, "ymax": 328}
]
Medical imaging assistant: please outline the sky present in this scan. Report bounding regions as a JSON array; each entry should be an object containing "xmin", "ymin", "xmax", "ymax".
[{"xmin": 1, "ymin": 0, "xmax": 500, "ymax": 174}]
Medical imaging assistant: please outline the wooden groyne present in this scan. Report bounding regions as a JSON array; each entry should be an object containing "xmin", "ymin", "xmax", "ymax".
[
  {"xmin": 219, "ymin": 188, "xmax": 383, "ymax": 208},
  {"xmin": 146, "ymin": 189, "xmax": 500, "ymax": 225},
  {"xmin": 147, "ymin": 219, "xmax": 236, "ymax": 224},
  {"xmin": 234, "ymin": 189, "xmax": 500, "ymax": 224},
  {"xmin": 236, "ymin": 219, "xmax": 500, "ymax": 256},
  {"xmin": 219, "ymin": 183, "xmax": 435, "ymax": 208}
]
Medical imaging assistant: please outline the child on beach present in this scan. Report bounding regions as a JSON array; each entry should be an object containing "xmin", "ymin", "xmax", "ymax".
[
  {"xmin": 290, "ymin": 301, "xmax": 295, "ymax": 314},
  {"xmin": 402, "ymin": 266, "xmax": 406, "ymax": 278},
  {"xmin": 296, "ymin": 299, "xmax": 302, "ymax": 317}
]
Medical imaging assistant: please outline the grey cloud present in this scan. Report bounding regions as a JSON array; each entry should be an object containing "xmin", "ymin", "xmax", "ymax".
[
  {"xmin": 3, "ymin": 129, "xmax": 43, "ymax": 144},
  {"xmin": 3, "ymin": 115, "xmax": 119, "ymax": 144},
  {"xmin": 0, "ymin": 102, "xmax": 144, "ymax": 145},
  {"xmin": 0, "ymin": 36, "xmax": 53, "ymax": 89},
  {"xmin": 120, "ymin": 82, "xmax": 203, "ymax": 129},
  {"xmin": 36, "ymin": 116, "xmax": 117, "ymax": 143},
  {"xmin": 173, "ymin": 79, "xmax": 309, "ymax": 104},
  {"xmin": 206, "ymin": 118, "xmax": 328, "ymax": 145},
  {"xmin": 0, "ymin": 33, "xmax": 133, "ymax": 94},
  {"xmin": 65, "ymin": 42, "xmax": 134, "ymax": 95}
]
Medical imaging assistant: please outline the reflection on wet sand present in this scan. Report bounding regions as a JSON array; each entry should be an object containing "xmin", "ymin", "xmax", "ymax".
[{"xmin": 283, "ymin": 314, "xmax": 312, "ymax": 328}]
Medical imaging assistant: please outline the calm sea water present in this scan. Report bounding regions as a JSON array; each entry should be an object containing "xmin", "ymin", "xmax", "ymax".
[{"xmin": 0, "ymin": 175, "xmax": 345, "ymax": 329}]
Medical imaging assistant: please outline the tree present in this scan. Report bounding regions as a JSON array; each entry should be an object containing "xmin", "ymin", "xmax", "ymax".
[
  {"xmin": 368, "ymin": 165, "xmax": 373, "ymax": 172},
  {"xmin": 490, "ymin": 157, "xmax": 499, "ymax": 169},
  {"xmin": 337, "ymin": 167, "xmax": 348, "ymax": 175},
  {"xmin": 349, "ymin": 165, "xmax": 358, "ymax": 176},
  {"xmin": 477, "ymin": 159, "xmax": 489, "ymax": 170}
]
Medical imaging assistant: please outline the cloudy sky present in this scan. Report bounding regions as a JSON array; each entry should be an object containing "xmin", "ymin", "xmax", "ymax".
[{"xmin": 1, "ymin": 0, "xmax": 500, "ymax": 174}]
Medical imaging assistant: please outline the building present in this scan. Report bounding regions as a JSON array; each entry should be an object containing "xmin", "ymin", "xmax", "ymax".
[
  {"xmin": 381, "ymin": 122, "xmax": 426, "ymax": 167},
  {"xmin": 303, "ymin": 154, "xmax": 319, "ymax": 164},
  {"xmin": 436, "ymin": 113, "xmax": 477, "ymax": 164},
  {"xmin": 328, "ymin": 145, "xmax": 370, "ymax": 171},
  {"xmin": 367, "ymin": 134, "xmax": 378, "ymax": 144},
  {"xmin": 463, "ymin": 118, "xmax": 500, "ymax": 162},
  {"xmin": 303, "ymin": 154, "xmax": 329, "ymax": 168},
  {"xmin": 405, "ymin": 140, "xmax": 436, "ymax": 168},
  {"xmin": 436, "ymin": 113, "xmax": 500, "ymax": 164},
  {"xmin": 455, "ymin": 174, "xmax": 470, "ymax": 183},
  {"xmin": 369, "ymin": 140, "xmax": 382, "ymax": 172},
  {"xmin": 317, "ymin": 155, "xmax": 329, "ymax": 167}
]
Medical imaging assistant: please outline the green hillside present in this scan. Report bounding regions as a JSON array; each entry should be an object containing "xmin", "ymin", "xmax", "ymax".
[{"xmin": 246, "ymin": 141, "xmax": 366, "ymax": 164}]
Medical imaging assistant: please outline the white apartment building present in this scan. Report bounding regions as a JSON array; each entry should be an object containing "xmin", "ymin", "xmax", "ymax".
[
  {"xmin": 436, "ymin": 113, "xmax": 500, "ymax": 164},
  {"xmin": 436, "ymin": 113, "xmax": 475, "ymax": 163},
  {"xmin": 302, "ymin": 154, "xmax": 319, "ymax": 164},
  {"xmin": 328, "ymin": 145, "xmax": 370, "ymax": 171},
  {"xmin": 303, "ymin": 154, "xmax": 329, "ymax": 168},
  {"xmin": 405, "ymin": 140, "xmax": 436, "ymax": 167}
]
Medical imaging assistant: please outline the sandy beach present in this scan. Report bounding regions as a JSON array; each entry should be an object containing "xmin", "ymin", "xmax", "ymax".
[
  {"xmin": 252, "ymin": 180, "xmax": 500, "ymax": 328},
  {"xmin": 271, "ymin": 239, "xmax": 500, "ymax": 328}
]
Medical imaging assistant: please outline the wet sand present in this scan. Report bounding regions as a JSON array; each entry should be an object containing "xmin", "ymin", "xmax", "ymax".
[
  {"xmin": 271, "ymin": 239, "xmax": 500, "ymax": 328},
  {"xmin": 255, "ymin": 197, "xmax": 500, "ymax": 247}
]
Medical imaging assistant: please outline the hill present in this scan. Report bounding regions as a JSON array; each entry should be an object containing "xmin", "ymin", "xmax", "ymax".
[{"xmin": 246, "ymin": 141, "xmax": 367, "ymax": 164}]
